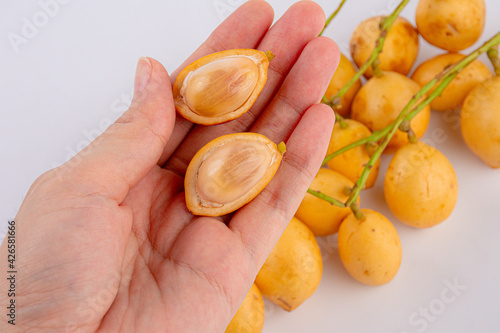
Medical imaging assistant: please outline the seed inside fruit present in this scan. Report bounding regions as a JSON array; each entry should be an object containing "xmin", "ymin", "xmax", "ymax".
[
  {"xmin": 173, "ymin": 49, "xmax": 269, "ymax": 125},
  {"xmin": 185, "ymin": 133, "xmax": 284, "ymax": 216},
  {"xmin": 181, "ymin": 56, "xmax": 259, "ymax": 117},
  {"xmin": 196, "ymin": 140, "xmax": 273, "ymax": 206}
]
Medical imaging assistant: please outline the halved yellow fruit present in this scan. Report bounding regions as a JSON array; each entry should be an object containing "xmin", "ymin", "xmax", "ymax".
[
  {"xmin": 173, "ymin": 49, "xmax": 270, "ymax": 125},
  {"xmin": 185, "ymin": 133, "xmax": 284, "ymax": 216}
]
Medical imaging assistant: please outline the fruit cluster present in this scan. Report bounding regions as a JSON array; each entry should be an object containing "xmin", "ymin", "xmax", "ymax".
[{"xmin": 225, "ymin": 0, "xmax": 500, "ymax": 331}]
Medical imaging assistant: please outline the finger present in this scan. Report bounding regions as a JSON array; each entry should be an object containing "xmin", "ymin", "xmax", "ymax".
[
  {"xmin": 164, "ymin": 1, "xmax": 327, "ymax": 176},
  {"xmin": 228, "ymin": 103, "xmax": 335, "ymax": 269},
  {"xmin": 251, "ymin": 36, "xmax": 340, "ymax": 143},
  {"xmin": 59, "ymin": 57, "xmax": 175, "ymax": 203},
  {"xmin": 157, "ymin": 0, "xmax": 275, "ymax": 166}
]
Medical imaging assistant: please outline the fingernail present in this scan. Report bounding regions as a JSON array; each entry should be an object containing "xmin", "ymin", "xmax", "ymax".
[{"xmin": 134, "ymin": 56, "xmax": 152, "ymax": 95}]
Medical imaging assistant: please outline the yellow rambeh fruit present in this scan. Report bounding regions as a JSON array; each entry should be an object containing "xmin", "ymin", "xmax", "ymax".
[
  {"xmin": 411, "ymin": 53, "xmax": 492, "ymax": 112},
  {"xmin": 338, "ymin": 209, "xmax": 402, "ymax": 286},
  {"xmin": 173, "ymin": 49, "xmax": 269, "ymax": 125},
  {"xmin": 384, "ymin": 141, "xmax": 458, "ymax": 228},
  {"xmin": 461, "ymin": 76, "xmax": 500, "ymax": 168},
  {"xmin": 351, "ymin": 71, "xmax": 431, "ymax": 154},
  {"xmin": 295, "ymin": 168, "xmax": 359, "ymax": 236},
  {"xmin": 350, "ymin": 16, "xmax": 419, "ymax": 79},
  {"xmin": 326, "ymin": 119, "xmax": 380, "ymax": 189},
  {"xmin": 255, "ymin": 217, "xmax": 322, "ymax": 311},
  {"xmin": 324, "ymin": 53, "xmax": 362, "ymax": 117},
  {"xmin": 416, "ymin": 0, "xmax": 486, "ymax": 52},
  {"xmin": 225, "ymin": 283, "xmax": 265, "ymax": 333},
  {"xmin": 185, "ymin": 133, "xmax": 284, "ymax": 216}
]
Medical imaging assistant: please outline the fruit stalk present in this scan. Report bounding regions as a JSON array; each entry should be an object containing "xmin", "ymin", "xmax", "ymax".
[
  {"xmin": 309, "ymin": 31, "xmax": 500, "ymax": 210},
  {"xmin": 322, "ymin": 0, "xmax": 411, "ymax": 110},
  {"xmin": 487, "ymin": 45, "xmax": 500, "ymax": 76},
  {"xmin": 319, "ymin": 0, "xmax": 348, "ymax": 37}
]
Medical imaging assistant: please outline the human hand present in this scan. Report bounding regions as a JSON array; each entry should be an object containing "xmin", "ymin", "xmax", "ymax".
[{"xmin": 0, "ymin": 1, "xmax": 339, "ymax": 332}]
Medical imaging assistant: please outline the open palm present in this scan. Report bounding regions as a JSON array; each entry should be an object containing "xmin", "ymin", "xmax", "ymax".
[{"xmin": 0, "ymin": 1, "xmax": 339, "ymax": 332}]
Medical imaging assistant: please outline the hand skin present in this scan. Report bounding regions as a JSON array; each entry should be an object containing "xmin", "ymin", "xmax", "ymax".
[{"xmin": 0, "ymin": 1, "xmax": 339, "ymax": 332}]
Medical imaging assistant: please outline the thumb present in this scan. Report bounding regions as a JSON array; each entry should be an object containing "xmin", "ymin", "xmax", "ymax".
[{"xmin": 62, "ymin": 57, "xmax": 176, "ymax": 203}]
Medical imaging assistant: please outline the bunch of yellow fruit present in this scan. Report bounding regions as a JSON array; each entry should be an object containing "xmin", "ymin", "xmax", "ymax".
[{"xmin": 226, "ymin": 0, "xmax": 500, "ymax": 331}]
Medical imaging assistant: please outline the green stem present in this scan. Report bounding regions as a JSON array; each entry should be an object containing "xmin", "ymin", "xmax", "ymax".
[
  {"xmin": 323, "ymin": 0, "xmax": 410, "ymax": 109},
  {"xmin": 319, "ymin": 0, "xmax": 348, "ymax": 36},
  {"xmin": 322, "ymin": 127, "xmax": 387, "ymax": 166},
  {"xmin": 336, "ymin": 112, "xmax": 347, "ymax": 129},
  {"xmin": 350, "ymin": 203, "xmax": 365, "ymax": 221},
  {"xmin": 307, "ymin": 188, "xmax": 346, "ymax": 208},
  {"xmin": 487, "ymin": 45, "xmax": 500, "ymax": 76},
  {"xmin": 344, "ymin": 31, "xmax": 500, "ymax": 207},
  {"xmin": 371, "ymin": 57, "xmax": 384, "ymax": 77}
]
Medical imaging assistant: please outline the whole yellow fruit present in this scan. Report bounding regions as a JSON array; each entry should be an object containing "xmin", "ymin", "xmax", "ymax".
[
  {"xmin": 324, "ymin": 53, "xmax": 362, "ymax": 117},
  {"xmin": 296, "ymin": 168, "xmax": 359, "ymax": 236},
  {"xmin": 411, "ymin": 53, "xmax": 492, "ymax": 112},
  {"xmin": 225, "ymin": 283, "xmax": 265, "ymax": 333},
  {"xmin": 338, "ymin": 209, "xmax": 402, "ymax": 286},
  {"xmin": 326, "ymin": 119, "xmax": 380, "ymax": 189},
  {"xmin": 350, "ymin": 16, "xmax": 419, "ymax": 79},
  {"xmin": 384, "ymin": 141, "xmax": 458, "ymax": 228},
  {"xmin": 351, "ymin": 71, "xmax": 431, "ymax": 154},
  {"xmin": 461, "ymin": 76, "xmax": 500, "ymax": 168},
  {"xmin": 416, "ymin": 0, "xmax": 486, "ymax": 52},
  {"xmin": 255, "ymin": 217, "xmax": 322, "ymax": 311}
]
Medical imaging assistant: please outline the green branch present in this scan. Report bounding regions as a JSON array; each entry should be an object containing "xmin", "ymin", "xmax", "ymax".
[
  {"xmin": 487, "ymin": 45, "xmax": 500, "ymax": 76},
  {"xmin": 319, "ymin": 0, "xmax": 348, "ymax": 36},
  {"xmin": 311, "ymin": 31, "xmax": 500, "ymax": 217},
  {"xmin": 307, "ymin": 189, "xmax": 346, "ymax": 208}
]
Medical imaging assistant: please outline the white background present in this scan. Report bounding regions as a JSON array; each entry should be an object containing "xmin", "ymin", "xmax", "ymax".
[{"xmin": 1, "ymin": 0, "xmax": 500, "ymax": 332}]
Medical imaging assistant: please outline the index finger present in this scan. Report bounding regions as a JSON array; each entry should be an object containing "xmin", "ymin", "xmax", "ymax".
[{"xmin": 158, "ymin": 0, "xmax": 274, "ymax": 165}]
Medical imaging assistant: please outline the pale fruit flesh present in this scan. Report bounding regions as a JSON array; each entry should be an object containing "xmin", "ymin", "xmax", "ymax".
[
  {"xmin": 197, "ymin": 140, "xmax": 273, "ymax": 206},
  {"xmin": 173, "ymin": 49, "xmax": 269, "ymax": 125},
  {"xmin": 185, "ymin": 133, "xmax": 283, "ymax": 216},
  {"xmin": 182, "ymin": 56, "xmax": 259, "ymax": 117}
]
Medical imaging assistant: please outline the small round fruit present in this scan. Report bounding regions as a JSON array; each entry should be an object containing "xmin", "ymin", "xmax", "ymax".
[
  {"xmin": 350, "ymin": 16, "xmax": 419, "ymax": 79},
  {"xmin": 338, "ymin": 209, "xmax": 402, "ymax": 286},
  {"xmin": 324, "ymin": 53, "xmax": 362, "ymax": 117},
  {"xmin": 384, "ymin": 141, "xmax": 458, "ymax": 228},
  {"xmin": 255, "ymin": 217, "xmax": 322, "ymax": 311},
  {"xmin": 225, "ymin": 283, "xmax": 265, "ymax": 333},
  {"xmin": 461, "ymin": 76, "xmax": 500, "ymax": 168},
  {"xmin": 185, "ymin": 133, "xmax": 284, "ymax": 216},
  {"xmin": 411, "ymin": 53, "xmax": 492, "ymax": 112},
  {"xmin": 295, "ymin": 168, "xmax": 359, "ymax": 236},
  {"xmin": 173, "ymin": 49, "xmax": 269, "ymax": 125},
  {"xmin": 351, "ymin": 71, "xmax": 431, "ymax": 154},
  {"xmin": 326, "ymin": 119, "xmax": 380, "ymax": 189},
  {"xmin": 416, "ymin": 0, "xmax": 486, "ymax": 52}
]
